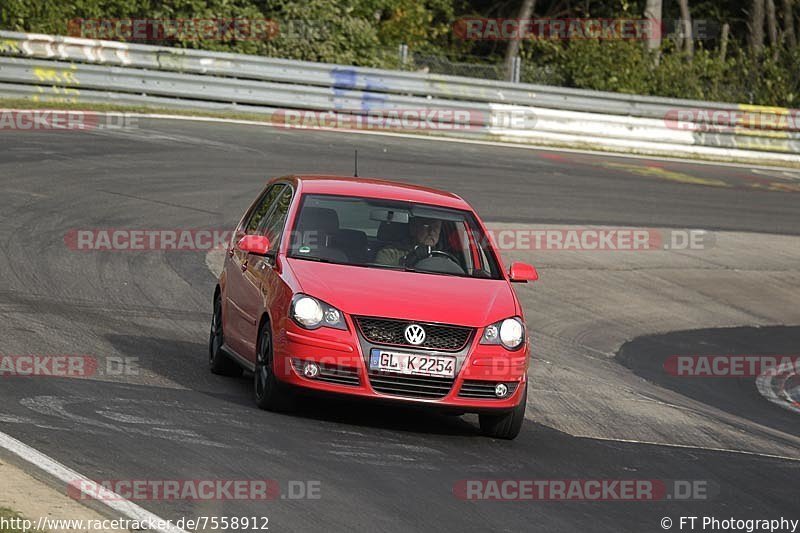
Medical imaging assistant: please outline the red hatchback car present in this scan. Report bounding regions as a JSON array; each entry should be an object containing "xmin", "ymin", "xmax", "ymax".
[{"xmin": 209, "ymin": 176, "xmax": 538, "ymax": 439}]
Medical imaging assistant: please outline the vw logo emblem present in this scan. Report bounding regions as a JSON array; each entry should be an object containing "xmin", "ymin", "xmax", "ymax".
[{"xmin": 404, "ymin": 324, "xmax": 426, "ymax": 345}]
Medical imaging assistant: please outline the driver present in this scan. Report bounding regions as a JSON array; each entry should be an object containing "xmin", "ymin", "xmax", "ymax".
[{"xmin": 375, "ymin": 216, "xmax": 442, "ymax": 266}]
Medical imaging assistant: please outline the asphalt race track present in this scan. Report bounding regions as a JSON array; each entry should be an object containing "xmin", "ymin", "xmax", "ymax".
[{"xmin": 1, "ymin": 118, "xmax": 799, "ymax": 532}]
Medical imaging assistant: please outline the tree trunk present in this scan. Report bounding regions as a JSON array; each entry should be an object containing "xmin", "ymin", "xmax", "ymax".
[
  {"xmin": 767, "ymin": 0, "xmax": 779, "ymax": 43},
  {"xmin": 504, "ymin": 0, "xmax": 536, "ymax": 82},
  {"xmin": 644, "ymin": 0, "xmax": 663, "ymax": 53},
  {"xmin": 750, "ymin": 0, "xmax": 766, "ymax": 54},
  {"xmin": 767, "ymin": 0, "xmax": 780, "ymax": 58},
  {"xmin": 782, "ymin": 0, "xmax": 796, "ymax": 48},
  {"xmin": 678, "ymin": 0, "xmax": 694, "ymax": 56},
  {"xmin": 719, "ymin": 22, "xmax": 730, "ymax": 60}
]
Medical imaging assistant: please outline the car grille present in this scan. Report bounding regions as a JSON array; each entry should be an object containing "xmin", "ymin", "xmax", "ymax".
[
  {"xmin": 355, "ymin": 317, "xmax": 473, "ymax": 352},
  {"xmin": 291, "ymin": 359, "xmax": 360, "ymax": 386},
  {"xmin": 368, "ymin": 372, "xmax": 454, "ymax": 399},
  {"xmin": 458, "ymin": 380, "xmax": 519, "ymax": 399}
]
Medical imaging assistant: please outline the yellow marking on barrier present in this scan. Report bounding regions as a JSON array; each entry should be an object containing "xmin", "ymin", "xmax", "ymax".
[
  {"xmin": 0, "ymin": 39, "xmax": 21, "ymax": 54},
  {"xmin": 731, "ymin": 127, "xmax": 790, "ymax": 139},
  {"xmin": 732, "ymin": 103, "xmax": 797, "ymax": 139},
  {"xmin": 33, "ymin": 67, "xmax": 59, "ymax": 83},
  {"xmin": 734, "ymin": 136, "xmax": 791, "ymax": 152},
  {"xmin": 33, "ymin": 67, "xmax": 80, "ymax": 85},
  {"xmin": 601, "ymin": 162, "xmax": 730, "ymax": 187},
  {"xmin": 739, "ymin": 103, "xmax": 790, "ymax": 115}
]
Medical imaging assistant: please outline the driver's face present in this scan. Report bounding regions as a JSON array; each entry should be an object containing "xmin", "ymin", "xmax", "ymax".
[{"xmin": 411, "ymin": 218, "xmax": 442, "ymax": 246}]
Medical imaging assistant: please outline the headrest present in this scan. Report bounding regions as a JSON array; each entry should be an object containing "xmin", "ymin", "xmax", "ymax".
[
  {"xmin": 334, "ymin": 229, "xmax": 368, "ymax": 247},
  {"xmin": 299, "ymin": 207, "xmax": 340, "ymax": 234},
  {"xmin": 377, "ymin": 221, "xmax": 408, "ymax": 243}
]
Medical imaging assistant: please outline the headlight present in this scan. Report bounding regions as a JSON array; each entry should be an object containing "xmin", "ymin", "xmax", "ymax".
[
  {"xmin": 480, "ymin": 317, "xmax": 525, "ymax": 350},
  {"xmin": 291, "ymin": 294, "xmax": 346, "ymax": 330}
]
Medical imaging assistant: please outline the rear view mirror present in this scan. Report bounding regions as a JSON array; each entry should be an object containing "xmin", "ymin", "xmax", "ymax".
[
  {"xmin": 237, "ymin": 235, "xmax": 271, "ymax": 255},
  {"xmin": 369, "ymin": 209, "xmax": 410, "ymax": 223},
  {"xmin": 509, "ymin": 262, "xmax": 538, "ymax": 282}
]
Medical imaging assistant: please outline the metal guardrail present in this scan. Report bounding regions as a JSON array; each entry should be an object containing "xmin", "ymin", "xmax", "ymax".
[
  {"xmin": 1, "ymin": 30, "xmax": 799, "ymax": 161},
  {"xmin": 0, "ymin": 30, "xmax": 749, "ymax": 117}
]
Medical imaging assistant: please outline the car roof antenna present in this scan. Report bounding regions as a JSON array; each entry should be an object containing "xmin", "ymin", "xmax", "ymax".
[{"xmin": 354, "ymin": 149, "xmax": 358, "ymax": 177}]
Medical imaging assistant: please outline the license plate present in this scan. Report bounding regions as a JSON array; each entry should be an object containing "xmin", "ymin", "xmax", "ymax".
[{"xmin": 369, "ymin": 349, "xmax": 456, "ymax": 378}]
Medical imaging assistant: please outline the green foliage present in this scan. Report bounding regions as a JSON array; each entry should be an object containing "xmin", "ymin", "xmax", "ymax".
[
  {"xmin": 2, "ymin": 0, "xmax": 798, "ymax": 106},
  {"xmin": 373, "ymin": 0, "xmax": 454, "ymax": 51},
  {"xmin": 259, "ymin": 0, "xmax": 387, "ymax": 66},
  {"xmin": 520, "ymin": 36, "xmax": 800, "ymax": 106},
  {"xmin": 0, "ymin": 508, "xmax": 33, "ymax": 533}
]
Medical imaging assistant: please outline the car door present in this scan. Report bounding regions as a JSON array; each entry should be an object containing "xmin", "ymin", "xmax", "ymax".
[
  {"xmin": 236, "ymin": 184, "xmax": 293, "ymax": 362},
  {"xmin": 237, "ymin": 184, "xmax": 294, "ymax": 361},
  {"xmin": 224, "ymin": 184, "xmax": 284, "ymax": 357}
]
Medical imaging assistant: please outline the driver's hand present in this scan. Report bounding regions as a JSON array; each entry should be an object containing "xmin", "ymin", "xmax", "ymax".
[{"xmin": 403, "ymin": 245, "xmax": 432, "ymax": 267}]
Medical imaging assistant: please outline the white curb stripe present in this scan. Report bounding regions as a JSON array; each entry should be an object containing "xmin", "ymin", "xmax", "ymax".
[
  {"xmin": 756, "ymin": 361, "xmax": 800, "ymax": 415},
  {"xmin": 0, "ymin": 430, "xmax": 188, "ymax": 533}
]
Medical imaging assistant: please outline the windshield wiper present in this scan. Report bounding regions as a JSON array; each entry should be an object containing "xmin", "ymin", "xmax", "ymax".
[
  {"xmin": 363, "ymin": 262, "xmax": 406, "ymax": 270},
  {"xmin": 365, "ymin": 263, "xmax": 466, "ymax": 277},
  {"xmin": 288, "ymin": 255, "xmax": 334, "ymax": 263}
]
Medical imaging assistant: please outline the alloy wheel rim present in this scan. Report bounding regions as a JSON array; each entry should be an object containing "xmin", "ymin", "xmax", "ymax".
[
  {"xmin": 256, "ymin": 330, "xmax": 271, "ymax": 399},
  {"xmin": 210, "ymin": 300, "xmax": 223, "ymax": 363}
]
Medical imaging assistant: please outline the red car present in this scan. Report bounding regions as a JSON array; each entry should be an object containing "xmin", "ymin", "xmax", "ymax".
[{"xmin": 209, "ymin": 176, "xmax": 538, "ymax": 439}]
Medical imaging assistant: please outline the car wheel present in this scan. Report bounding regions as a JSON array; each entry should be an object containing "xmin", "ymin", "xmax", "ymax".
[
  {"xmin": 478, "ymin": 383, "xmax": 527, "ymax": 440},
  {"xmin": 254, "ymin": 322, "xmax": 294, "ymax": 412},
  {"xmin": 209, "ymin": 294, "xmax": 243, "ymax": 377}
]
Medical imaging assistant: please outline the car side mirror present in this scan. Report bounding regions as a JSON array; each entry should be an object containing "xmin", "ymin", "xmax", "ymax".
[
  {"xmin": 237, "ymin": 235, "xmax": 272, "ymax": 256},
  {"xmin": 509, "ymin": 262, "xmax": 538, "ymax": 283}
]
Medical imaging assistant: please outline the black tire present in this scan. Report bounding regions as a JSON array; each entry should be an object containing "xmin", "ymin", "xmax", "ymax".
[
  {"xmin": 209, "ymin": 293, "xmax": 243, "ymax": 377},
  {"xmin": 254, "ymin": 322, "xmax": 294, "ymax": 412},
  {"xmin": 478, "ymin": 384, "xmax": 527, "ymax": 440}
]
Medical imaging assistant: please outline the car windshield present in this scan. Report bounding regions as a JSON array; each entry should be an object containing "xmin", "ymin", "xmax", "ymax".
[{"xmin": 287, "ymin": 194, "xmax": 502, "ymax": 279}]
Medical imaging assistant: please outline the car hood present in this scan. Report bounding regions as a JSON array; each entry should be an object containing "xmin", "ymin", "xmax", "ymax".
[{"xmin": 286, "ymin": 258, "xmax": 517, "ymax": 327}]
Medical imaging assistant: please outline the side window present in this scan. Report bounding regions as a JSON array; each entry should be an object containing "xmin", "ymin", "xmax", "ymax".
[
  {"xmin": 243, "ymin": 185, "xmax": 282, "ymax": 234},
  {"xmin": 258, "ymin": 185, "xmax": 293, "ymax": 249}
]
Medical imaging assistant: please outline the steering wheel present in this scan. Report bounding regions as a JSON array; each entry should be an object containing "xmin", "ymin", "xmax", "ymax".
[{"xmin": 404, "ymin": 246, "xmax": 462, "ymax": 268}]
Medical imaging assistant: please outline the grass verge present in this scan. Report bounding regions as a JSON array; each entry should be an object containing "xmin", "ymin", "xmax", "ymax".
[{"xmin": 0, "ymin": 508, "xmax": 37, "ymax": 533}]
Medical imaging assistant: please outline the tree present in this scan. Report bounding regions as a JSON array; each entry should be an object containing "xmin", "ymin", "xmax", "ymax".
[
  {"xmin": 767, "ymin": 0, "xmax": 779, "ymax": 45},
  {"xmin": 782, "ymin": 0, "xmax": 796, "ymax": 48},
  {"xmin": 643, "ymin": 0, "xmax": 663, "ymax": 59},
  {"xmin": 749, "ymin": 0, "xmax": 766, "ymax": 54},
  {"xmin": 503, "ymin": 0, "xmax": 535, "ymax": 81},
  {"xmin": 678, "ymin": 0, "xmax": 694, "ymax": 57},
  {"xmin": 767, "ymin": 0, "xmax": 779, "ymax": 58}
]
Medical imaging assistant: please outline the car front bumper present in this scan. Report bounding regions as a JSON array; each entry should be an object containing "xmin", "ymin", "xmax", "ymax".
[{"xmin": 272, "ymin": 321, "xmax": 530, "ymax": 413}]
